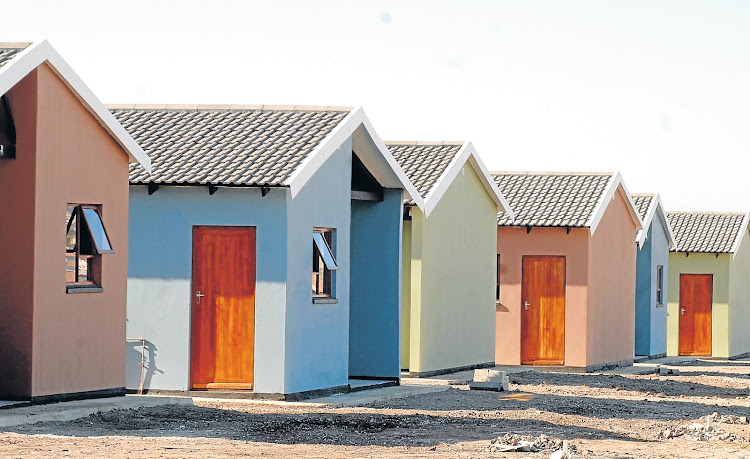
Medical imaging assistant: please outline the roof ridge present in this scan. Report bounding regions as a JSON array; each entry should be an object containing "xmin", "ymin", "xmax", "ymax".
[
  {"xmin": 107, "ymin": 104, "xmax": 353, "ymax": 112},
  {"xmin": 631, "ymin": 193, "xmax": 655, "ymax": 197},
  {"xmin": 384, "ymin": 140, "xmax": 465, "ymax": 146},
  {"xmin": 490, "ymin": 171, "xmax": 613, "ymax": 176},
  {"xmin": 0, "ymin": 42, "xmax": 33, "ymax": 49},
  {"xmin": 667, "ymin": 210, "xmax": 747, "ymax": 216}
]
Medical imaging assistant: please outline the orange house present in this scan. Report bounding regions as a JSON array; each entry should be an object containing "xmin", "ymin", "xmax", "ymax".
[
  {"xmin": 0, "ymin": 41, "xmax": 150, "ymax": 403},
  {"xmin": 493, "ymin": 172, "xmax": 642, "ymax": 371}
]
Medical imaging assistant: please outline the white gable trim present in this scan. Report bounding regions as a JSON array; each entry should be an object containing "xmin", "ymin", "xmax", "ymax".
[
  {"xmin": 636, "ymin": 194, "xmax": 677, "ymax": 249},
  {"xmin": 730, "ymin": 211, "xmax": 750, "ymax": 259},
  {"xmin": 0, "ymin": 41, "xmax": 151, "ymax": 172},
  {"xmin": 422, "ymin": 141, "xmax": 513, "ymax": 219},
  {"xmin": 284, "ymin": 106, "xmax": 423, "ymax": 209},
  {"xmin": 586, "ymin": 171, "xmax": 643, "ymax": 236}
]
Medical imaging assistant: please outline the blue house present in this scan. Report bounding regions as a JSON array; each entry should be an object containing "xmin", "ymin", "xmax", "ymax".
[
  {"xmin": 632, "ymin": 193, "xmax": 676, "ymax": 359},
  {"xmin": 112, "ymin": 104, "xmax": 422, "ymax": 399}
]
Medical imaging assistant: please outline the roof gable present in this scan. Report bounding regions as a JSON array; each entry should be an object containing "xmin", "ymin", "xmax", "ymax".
[
  {"xmin": 632, "ymin": 193, "xmax": 677, "ymax": 249},
  {"xmin": 667, "ymin": 211, "xmax": 749, "ymax": 256},
  {"xmin": 387, "ymin": 141, "xmax": 512, "ymax": 217},
  {"xmin": 0, "ymin": 41, "xmax": 150, "ymax": 171}
]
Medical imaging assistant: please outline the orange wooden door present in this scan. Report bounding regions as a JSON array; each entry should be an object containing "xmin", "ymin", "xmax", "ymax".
[
  {"xmin": 521, "ymin": 256, "xmax": 566, "ymax": 365},
  {"xmin": 190, "ymin": 226, "xmax": 256, "ymax": 390},
  {"xmin": 679, "ymin": 274, "xmax": 712, "ymax": 356}
]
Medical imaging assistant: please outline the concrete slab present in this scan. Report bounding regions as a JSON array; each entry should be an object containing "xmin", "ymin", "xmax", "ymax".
[
  {"xmin": 600, "ymin": 356, "xmax": 697, "ymax": 376},
  {"xmin": 348, "ymin": 379, "xmax": 397, "ymax": 392},
  {"xmin": 0, "ymin": 395, "xmax": 193, "ymax": 428},
  {"xmin": 304, "ymin": 384, "xmax": 451, "ymax": 408},
  {"xmin": 0, "ymin": 400, "xmax": 29, "ymax": 410}
]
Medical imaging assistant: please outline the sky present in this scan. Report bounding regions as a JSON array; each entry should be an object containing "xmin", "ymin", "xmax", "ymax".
[{"xmin": 5, "ymin": 1, "xmax": 750, "ymax": 211}]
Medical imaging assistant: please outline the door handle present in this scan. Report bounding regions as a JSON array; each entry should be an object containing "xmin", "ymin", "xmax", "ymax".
[
  {"xmin": 196, "ymin": 291, "xmax": 205, "ymax": 303},
  {"xmin": 524, "ymin": 301, "xmax": 531, "ymax": 311},
  {"xmin": 680, "ymin": 308, "xmax": 686, "ymax": 315}
]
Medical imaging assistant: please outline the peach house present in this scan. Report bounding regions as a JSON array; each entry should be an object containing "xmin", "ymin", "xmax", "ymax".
[
  {"xmin": 493, "ymin": 172, "xmax": 642, "ymax": 371},
  {"xmin": 0, "ymin": 41, "xmax": 150, "ymax": 403}
]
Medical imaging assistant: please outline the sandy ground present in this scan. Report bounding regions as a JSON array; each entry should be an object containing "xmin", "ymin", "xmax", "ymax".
[{"xmin": 1, "ymin": 359, "xmax": 749, "ymax": 458}]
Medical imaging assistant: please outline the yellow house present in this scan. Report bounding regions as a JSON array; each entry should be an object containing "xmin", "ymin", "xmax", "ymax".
[
  {"xmin": 387, "ymin": 141, "xmax": 513, "ymax": 376},
  {"xmin": 666, "ymin": 211, "xmax": 750, "ymax": 359}
]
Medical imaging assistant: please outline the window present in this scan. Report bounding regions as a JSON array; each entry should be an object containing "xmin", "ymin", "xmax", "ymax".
[
  {"xmin": 496, "ymin": 254, "xmax": 501, "ymax": 302},
  {"xmin": 312, "ymin": 228, "xmax": 337, "ymax": 298},
  {"xmin": 656, "ymin": 265, "xmax": 664, "ymax": 305},
  {"xmin": 66, "ymin": 205, "xmax": 114, "ymax": 292}
]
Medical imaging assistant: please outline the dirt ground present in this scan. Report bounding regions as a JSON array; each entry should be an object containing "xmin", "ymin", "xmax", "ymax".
[{"xmin": 1, "ymin": 359, "xmax": 749, "ymax": 458}]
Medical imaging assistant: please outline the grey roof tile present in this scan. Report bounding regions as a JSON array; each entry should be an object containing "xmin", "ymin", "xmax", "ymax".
[
  {"xmin": 492, "ymin": 172, "xmax": 613, "ymax": 227},
  {"xmin": 110, "ymin": 106, "xmax": 351, "ymax": 186},
  {"xmin": 386, "ymin": 142, "xmax": 463, "ymax": 202},
  {"xmin": 631, "ymin": 194, "xmax": 654, "ymax": 221},
  {"xmin": 0, "ymin": 43, "xmax": 31, "ymax": 71},
  {"xmin": 667, "ymin": 211, "xmax": 746, "ymax": 253}
]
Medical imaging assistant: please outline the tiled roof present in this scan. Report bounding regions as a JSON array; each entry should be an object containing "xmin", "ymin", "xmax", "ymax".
[
  {"xmin": 667, "ymin": 211, "xmax": 746, "ymax": 253},
  {"xmin": 492, "ymin": 172, "xmax": 613, "ymax": 227},
  {"xmin": 386, "ymin": 142, "xmax": 463, "ymax": 201},
  {"xmin": 631, "ymin": 194, "xmax": 654, "ymax": 221},
  {"xmin": 110, "ymin": 105, "xmax": 351, "ymax": 186},
  {"xmin": 0, "ymin": 43, "xmax": 31, "ymax": 70}
]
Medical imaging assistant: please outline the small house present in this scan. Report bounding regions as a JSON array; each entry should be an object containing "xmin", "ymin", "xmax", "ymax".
[
  {"xmin": 388, "ymin": 141, "xmax": 512, "ymax": 376},
  {"xmin": 666, "ymin": 211, "xmax": 750, "ymax": 359},
  {"xmin": 115, "ymin": 105, "xmax": 420, "ymax": 399},
  {"xmin": 494, "ymin": 172, "xmax": 642, "ymax": 371},
  {"xmin": 0, "ymin": 41, "xmax": 150, "ymax": 403}
]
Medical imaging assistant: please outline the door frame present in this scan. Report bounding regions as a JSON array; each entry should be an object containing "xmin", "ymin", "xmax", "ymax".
[
  {"xmin": 678, "ymin": 273, "xmax": 713, "ymax": 357},
  {"xmin": 188, "ymin": 225, "xmax": 258, "ymax": 390},
  {"xmin": 520, "ymin": 255, "xmax": 567, "ymax": 365}
]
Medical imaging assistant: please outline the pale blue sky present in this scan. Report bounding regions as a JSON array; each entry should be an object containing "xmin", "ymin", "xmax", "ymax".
[{"xmin": 6, "ymin": 1, "xmax": 749, "ymax": 211}]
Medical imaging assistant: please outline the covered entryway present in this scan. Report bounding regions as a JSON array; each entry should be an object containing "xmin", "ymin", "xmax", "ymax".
[
  {"xmin": 678, "ymin": 274, "xmax": 712, "ymax": 356},
  {"xmin": 521, "ymin": 256, "xmax": 566, "ymax": 365},
  {"xmin": 190, "ymin": 226, "xmax": 256, "ymax": 390}
]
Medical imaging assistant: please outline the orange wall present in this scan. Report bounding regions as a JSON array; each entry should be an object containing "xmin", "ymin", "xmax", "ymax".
[
  {"xmin": 586, "ymin": 187, "xmax": 637, "ymax": 366},
  {"xmin": 496, "ymin": 226, "xmax": 589, "ymax": 367},
  {"xmin": 0, "ymin": 70, "xmax": 38, "ymax": 397},
  {"xmin": 31, "ymin": 63, "xmax": 130, "ymax": 397}
]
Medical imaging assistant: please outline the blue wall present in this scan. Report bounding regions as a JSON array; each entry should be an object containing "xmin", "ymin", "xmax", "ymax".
[
  {"xmin": 349, "ymin": 189, "xmax": 403, "ymax": 378},
  {"xmin": 127, "ymin": 185, "xmax": 288, "ymax": 393},
  {"xmin": 634, "ymin": 215, "xmax": 670, "ymax": 356}
]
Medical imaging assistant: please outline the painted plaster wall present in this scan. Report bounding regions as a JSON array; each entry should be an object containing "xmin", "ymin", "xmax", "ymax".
[
  {"xmin": 667, "ymin": 253, "xmax": 729, "ymax": 357},
  {"xmin": 283, "ymin": 139, "xmax": 352, "ymax": 394},
  {"xmin": 349, "ymin": 189, "xmax": 403, "ymax": 379},
  {"xmin": 728, "ymin": 228, "xmax": 750, "ymax": 357},
  {"xmin": 0, "ymin": 70, "xmax": 37, "ymax": 398},
  {"xmin": 32, "ymin": 63, "xmax": 131, "ymax": 397},
  {"xmin": 634, "ymin": 225, "xmax": 653, "ymax": 355},
  {"xmin": 407, "ymin": 164, "xmax": 497, "ymax": 373},
  {"xmin": 496, "ymin": 227, "xmax": 589, "ymax": 367},
  {"xmin": 400, "ymin": 220, "xmax": 412, "ymax": 369},
  {"xmin": 587, "ymin": 188, "xmax": 637, "ymax": 366},
  {"xmin": 127, "ymin": 185, "xmax": 288, "ymax": 393}
]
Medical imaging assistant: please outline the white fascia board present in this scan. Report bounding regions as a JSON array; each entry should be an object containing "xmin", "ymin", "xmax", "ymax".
[
  {"xmin": 636, "ymin": 194, "xmax": 677, "ymax": 249},
  {"xmin": 586, "ymin": 171, "xmax": 643, "ymax": 236},
  {"xmin": 654, "ymin": 194, "xmax": 677, "ymax": 249},
  {"xmin": 422, "ymin": 141, "xmax": 514, "ymax": 219},
  {"xmin": 0, "ymin": 40, "xmax": 151, "ymax": 173},
  {"xmin": 284, "ymin": 107, "xmax": 424, "ymax": 209},
  {"xmin": 730, "ymin": 211, "xmax": 750, "ymax": 259}
]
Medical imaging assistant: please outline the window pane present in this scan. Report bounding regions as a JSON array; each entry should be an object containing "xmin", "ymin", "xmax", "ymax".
[
  {"xmin": 313, "ymin": 232, "xmax": 337, "ymax": 270},
  {"xmin": 66, "ymin": 254, "xmax": 76, "ymax": 282},
  {"xmin": 66, "ymin": 208, "xmax": 76, "ymax": 252},
  {"xmin": 78, "ymin": 256, "xmax": 90, "ymax": 282},
  {"xmin": 82, "ymin": 208, "xmax": 113, "ymax": 253}
]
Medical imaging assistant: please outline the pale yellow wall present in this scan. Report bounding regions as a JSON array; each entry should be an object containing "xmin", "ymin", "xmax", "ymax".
[
  {"xmin": 400, "ymin": 219, "xmax": 412, "ymax": 369},
  {"xmin": 667, "ymin": 253, "xmax": 729, "ymax": 357},
  {"xmin": 405, "ymin": 163, "xmax": 497, "ymax": 373},
  {"xmin": 32, "ymin": 63, "xmax": 130, "ymax": 396},
  {"xmin": 728, "ymin": 228, "xmax": 750, "ymax": 357},
  {"xmin": 586, "ymin": 187, "xmax": 637, "ymax": 366}
]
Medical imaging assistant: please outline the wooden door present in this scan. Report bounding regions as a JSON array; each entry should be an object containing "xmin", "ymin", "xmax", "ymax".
[
  {"xmin": 678, "ymin": 274, "xmax": 712, "ymax": 356},
  {"xmin": 190, "ymin": 226, "xmax": 256, "ymax": 390},
  {"xmin": 521, "ymin": 256, "xmax": 566, "ymax": 365}
]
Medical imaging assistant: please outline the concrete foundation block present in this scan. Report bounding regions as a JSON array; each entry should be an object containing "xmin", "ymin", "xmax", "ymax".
[{"xmin": 470, "ymin": 370, "xmax": 509, "ymax": 391}]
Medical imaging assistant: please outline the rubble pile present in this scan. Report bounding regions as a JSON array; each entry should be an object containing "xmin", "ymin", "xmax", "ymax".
[
  {"xmin": 659, "ymin": 413, "xmax": 748, "ymax": 442},
  {"xmin": 489, "ymin": 433, "xmax": 576, "ymax": 453}
]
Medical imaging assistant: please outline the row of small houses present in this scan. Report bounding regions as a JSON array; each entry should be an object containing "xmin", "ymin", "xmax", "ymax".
[{"xmin": 0, "ymin": 41, "xmax": 748, "ymax": 403}]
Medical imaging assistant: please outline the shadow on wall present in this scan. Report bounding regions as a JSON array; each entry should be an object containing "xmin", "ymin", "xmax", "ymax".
[{"xmin": 126, "ymin": 339, "xmax": 163, "ymax": 391}]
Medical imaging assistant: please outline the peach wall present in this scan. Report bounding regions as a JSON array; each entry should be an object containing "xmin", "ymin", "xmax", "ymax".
[
  {"xmin": 496, "ymin": 227, "xmax": 589, "ymax": 367},
  {"xmin": 31, "ymin": 63, "xmax": 130, "ymax": 397},
  {"xmin": 0, "ymin": 70, "xmax": 38, "ymax": 397},
  {"xmin": 586, "ymin": 187, "xmax": 637, "ymax": 366}
]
